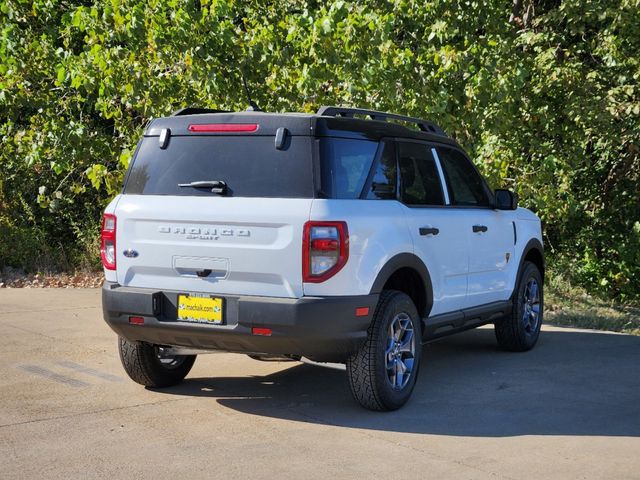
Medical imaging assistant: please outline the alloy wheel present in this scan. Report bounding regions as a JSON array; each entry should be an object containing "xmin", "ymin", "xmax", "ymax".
[
  {"xmin": 384, "ymin": 313, "xmax": 416, "ymax": 390},
  {"xmin": 522, "ymin": 278, "xmax": 541, "ymax": 335}
]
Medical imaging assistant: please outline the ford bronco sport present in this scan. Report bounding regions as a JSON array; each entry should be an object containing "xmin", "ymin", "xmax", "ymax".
[{"xmin": 101, "ymin": 106, "xmax": 544, "ymax": 411}]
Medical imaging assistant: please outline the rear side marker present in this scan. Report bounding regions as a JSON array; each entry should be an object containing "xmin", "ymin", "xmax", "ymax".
[
  {"xmin": 355, "ymin": 307, "xmax": 370, "ymax": 317},
  {"xmin": 252, "ymin": 327, "xmax": 272, "ymax": 336}
]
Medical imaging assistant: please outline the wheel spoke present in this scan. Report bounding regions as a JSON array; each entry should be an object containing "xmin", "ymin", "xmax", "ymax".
[
  {"xmin": 529, "ymin": 282, "xmax": 538, "ymax": 303},
  {"xmin": 397, "ymin": 358, "xmax": 408, "ymax": 374},
  {"xmin": 403, "ymin": 358, "xmax": 414, "ymax": 372},
  {"xmin": 394, "ymin": 321, "xmax": 404, "ymax": 342},
  {"xmin": 387, "ymin": 358, "xmax": 397, "ymax": 385},
  {"xmin": 398, "ymin": 329, "xmax": 413, "ymax": 351},
  {"xmin": 389, "ymin": 323, "xmax": 397, "ymax": 343},
  {"xmin": 385, "ymin": 338, "xmax": 394, "ymax": 356},
  {"xmin": 386, "ymin": 357, "xmax": 395, "ymax": 370},
  {"xmin": 395, "ymin": 360, "xmax": 403, "ymax": 388}
]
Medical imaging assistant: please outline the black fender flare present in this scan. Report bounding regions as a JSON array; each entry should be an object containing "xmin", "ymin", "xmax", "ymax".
[
  {"xmin": 369, "ymin": 253, "xmax": 434, "ymax": 318},
  {"xmin": 510, "ymin": 238, "xmax": 545, "ymax": 300}
]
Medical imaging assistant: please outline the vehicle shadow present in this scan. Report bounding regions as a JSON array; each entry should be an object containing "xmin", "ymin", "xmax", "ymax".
[{"xmin": 160, "ymin": 327, "xmax": 640, "ymax": 437}]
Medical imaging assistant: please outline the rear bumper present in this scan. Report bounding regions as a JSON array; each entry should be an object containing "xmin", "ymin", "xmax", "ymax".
[{"xmin": 102, "ymin": 282, "xmax": 378, "ymax": 362}]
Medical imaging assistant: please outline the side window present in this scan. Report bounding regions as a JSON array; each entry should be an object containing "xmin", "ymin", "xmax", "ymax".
[
  {"xmin": 366, "ymin": 141, "xmax": 397, "ymax": 199},
  {"xmin": 397, "ymin": 142, "xmax": 444, "ymax": 206},
  {"xmin": 319, "ymin": 138, "xmax": 378, "ymax": 199},
  {"xmin": 437, "ymin": 147, "xmax": 490, "ymax": 207}
]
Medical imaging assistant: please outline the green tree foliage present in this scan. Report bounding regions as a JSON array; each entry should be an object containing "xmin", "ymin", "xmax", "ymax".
[{"xmin": 1, "ymin": 0, "xmax": 638, "ymax": 298}]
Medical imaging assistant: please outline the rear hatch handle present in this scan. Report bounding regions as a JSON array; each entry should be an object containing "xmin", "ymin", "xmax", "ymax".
[{"xmin": 173, "ymin": 256, "xmax": 229, "ymax": 280}]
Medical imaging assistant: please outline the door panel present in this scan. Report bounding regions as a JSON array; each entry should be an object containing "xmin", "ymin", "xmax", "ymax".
[
  {"xmin": 402, "ymin": 207, "xmax": 469, "ymax": 315},
  {"xmin": 436, "ymin": 146, "xmax": 515, "ymax": 307},
  {"xmin": 397, "ymin": 141, "xmax": 468, "ymax": 316},
  {"xmin": 467, "ymin": 210, "xmax": 516, "ymax": 305}
]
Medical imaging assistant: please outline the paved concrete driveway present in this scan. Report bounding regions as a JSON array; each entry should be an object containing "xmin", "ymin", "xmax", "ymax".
[{"xmin": 1, "ymin": 289, "xmax": 638, "ymax": 479}]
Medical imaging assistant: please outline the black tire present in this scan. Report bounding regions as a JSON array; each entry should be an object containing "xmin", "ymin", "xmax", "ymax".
[
  {"xmin": 495, "ymin": 261, "xmax": 544, "ymax": 352},
  {"xmin": 118, "ymin": 337, "xmax": 196, "ymax": 388},
  {"xmin": 346, "ymin": 290, "xmax": 422, "ymax": 411}
]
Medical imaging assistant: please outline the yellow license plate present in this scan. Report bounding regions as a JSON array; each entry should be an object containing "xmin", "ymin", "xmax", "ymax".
[{"xmin": 177, "ymin": 294, "xmax": 224, "ymax": 324}]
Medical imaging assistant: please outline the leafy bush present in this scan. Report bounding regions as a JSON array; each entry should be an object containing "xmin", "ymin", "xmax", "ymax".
[{"xmin": 0, "ymin": 0, "xmax": 638, "ymax": 298}]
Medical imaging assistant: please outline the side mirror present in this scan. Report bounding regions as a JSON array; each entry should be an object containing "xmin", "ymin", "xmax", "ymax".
[{"xmin": 494, "ymin": 189, "xmax": 518, "ymax": 210}]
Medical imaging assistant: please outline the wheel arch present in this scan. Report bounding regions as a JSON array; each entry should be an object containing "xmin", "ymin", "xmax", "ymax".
[
  {"xmin": 369, "ymin": 253, "xmax": 433, "ymax": 319},
  {"xmin": 511, "ymin": 238, "xmax": 545, "ymax": 299}
]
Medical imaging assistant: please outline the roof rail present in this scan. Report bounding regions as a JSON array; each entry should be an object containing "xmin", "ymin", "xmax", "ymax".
[
  {"xmin": 317, "ymin": 106, "xmax": 446, "ymax": 136},
  {"xmin": 172, "ymin": 107, "xmax": 231, "ymax": 116}
]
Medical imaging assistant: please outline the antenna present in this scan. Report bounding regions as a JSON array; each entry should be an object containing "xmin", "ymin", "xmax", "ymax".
[{"xmin": 241, "ymin": 74, "xmax": 261, "ymax": 112}]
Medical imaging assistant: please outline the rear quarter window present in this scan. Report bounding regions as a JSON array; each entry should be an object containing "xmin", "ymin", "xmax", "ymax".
[{"xmin": 319, "ymin": 138, "xmax": 379, "ymax": 199}]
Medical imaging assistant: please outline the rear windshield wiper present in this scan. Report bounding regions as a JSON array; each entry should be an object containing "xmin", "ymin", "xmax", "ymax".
[{"xmin": 178, "ymin": 180, "xmax": 228, "ymax": 195}]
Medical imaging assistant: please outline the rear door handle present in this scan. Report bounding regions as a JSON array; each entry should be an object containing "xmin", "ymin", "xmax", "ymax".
[
  {"xmin": 419, "ymin": 227, "xmax": 440, "ymax": 236},
  {"xmin": 472, "ymin": 225, "xmax": 488, "ymax": 233}
]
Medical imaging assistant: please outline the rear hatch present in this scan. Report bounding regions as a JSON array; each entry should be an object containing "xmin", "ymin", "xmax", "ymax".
[{"xmin": 113, "ymin": 114, "xmax": 315, "ymax": 298}]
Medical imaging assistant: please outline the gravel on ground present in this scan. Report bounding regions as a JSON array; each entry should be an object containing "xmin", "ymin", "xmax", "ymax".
[{"xmin": 0, "ymin": 267, "xmax": 103, "ymax": 288}]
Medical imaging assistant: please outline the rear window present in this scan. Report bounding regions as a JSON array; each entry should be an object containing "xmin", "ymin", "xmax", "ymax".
[
  {"xmin": 319, "ymin": 138, "xmax": 379, "ymax": 199},
  {"xmin": 124, "ymin": 136, "xmax": 314, "ymax": 198}
]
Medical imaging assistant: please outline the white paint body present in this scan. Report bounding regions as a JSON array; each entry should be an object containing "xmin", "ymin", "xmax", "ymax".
[{"xmin": 105, "ymin": 189, "xmax": 542, "ymax": 318}]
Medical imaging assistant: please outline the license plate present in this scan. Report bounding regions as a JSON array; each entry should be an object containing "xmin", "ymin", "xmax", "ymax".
[{"xmin": 177, "ymin": 294, "xmax": 224, "ymax": 324}]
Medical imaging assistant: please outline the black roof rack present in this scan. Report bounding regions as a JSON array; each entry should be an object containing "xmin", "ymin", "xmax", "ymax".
[
  {"xmin": 317, "ymin": 106, "xmax": 447, "ymax": 136},
  {"xmin": 172, "ymin": 107, "xmax": 231, "ymax": 116}
]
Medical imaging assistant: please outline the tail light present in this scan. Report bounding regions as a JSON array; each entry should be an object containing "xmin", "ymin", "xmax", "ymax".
[
  {"xmin": 303, "ymin": 221, "xmax": 349, "ymax": 283},
  {"xmin": 100, "ymin": 214, "xmax": 117, "ymax": 270}
]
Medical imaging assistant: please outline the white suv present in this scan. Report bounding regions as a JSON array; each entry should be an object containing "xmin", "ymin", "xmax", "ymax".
[{"xmin": 101, "ymin": 106, "xmax": 544, "ymax": 411}]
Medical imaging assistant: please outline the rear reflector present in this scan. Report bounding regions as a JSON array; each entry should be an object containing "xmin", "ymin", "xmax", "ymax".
[
  {"xmin": 252, "ymin": 327, "xmax": 272, "ymax": 336},
  {"xmin": 129, "ymin": 316, "xmax": 144, "ymax": 325},
  {"xmin": 188, "ymin": 123, "xmax": 258, "ymax": 133},
  {"xmin": 310, "ymin": 238, "xmax": 339, "ymax": 251},
  {"xmin": 355, "ymin": 307, "xmax": 370, "ymax": 317}
]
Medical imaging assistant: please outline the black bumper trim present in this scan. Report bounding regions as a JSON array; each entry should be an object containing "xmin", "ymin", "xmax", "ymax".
[{"xmin": 102, "ymin": 282, "xmax": 378, "ymax": 362}]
